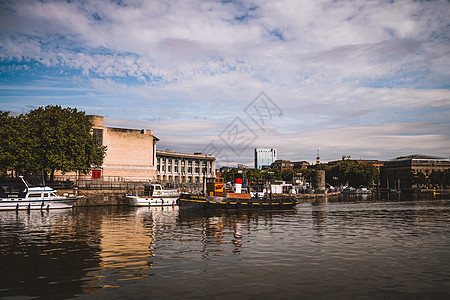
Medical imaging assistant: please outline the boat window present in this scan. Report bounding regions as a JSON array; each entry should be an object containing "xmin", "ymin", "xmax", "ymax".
[
  {"xmin": 51, "ymin": 192, "xmax": 58, "ymax": 197},
  {"xmin": 28, "ymin": 193, "xmax": 41, "ymax": 198},
  {"xmin": 154, "ymin": 185, "xmax": 161, "ymax": 190},
  {"xmin": 44, "ymin": 193, "xmax": 50, "ymax": 198}
]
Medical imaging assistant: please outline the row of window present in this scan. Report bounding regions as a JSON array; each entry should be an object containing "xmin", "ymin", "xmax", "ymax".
[
  {"xmin": 157, "ymin": 157, "xmax": 212, "ymax": 173},
  {"xmin": 157, "ymin": 165, "xmax": 211, "ymax": 173},
  {"xmin": 157, "ymin": 175, "xmax": 205, "ymax": 183}
]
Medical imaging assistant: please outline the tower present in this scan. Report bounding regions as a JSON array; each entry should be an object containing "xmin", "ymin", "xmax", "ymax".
[{"xmin": 316, "ymin": 147, "xmax": 320, "ymax": 165}]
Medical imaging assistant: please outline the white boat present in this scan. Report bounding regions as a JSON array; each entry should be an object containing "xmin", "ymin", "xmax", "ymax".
[
  {"xmin": 127, "ymin": 183, "xmax": 179, "ymax": 206},
  {"xmin": 341, "ymin": 187, "xmax": 372, "ymax": 195},
  {"xmin": 0, "ymin": 177, "xmax": 82, "ymax": 211}
]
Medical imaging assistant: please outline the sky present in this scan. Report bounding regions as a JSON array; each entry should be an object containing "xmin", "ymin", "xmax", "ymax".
[{"xmin": 1, "ymin": 0, "xmax": 449, "ymax": 166}]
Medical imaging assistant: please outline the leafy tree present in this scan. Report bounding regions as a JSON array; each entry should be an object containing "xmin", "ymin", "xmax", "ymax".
[
  {"xmin": 1, "ymin": 106, "xmax": 106, "ymax": 180},
  {"xmin": 325, "ymin": 160, "xmax": 378, "ymax": 187},
  {"xmin": 0, "ymin": 112, "xmax": 14, "ymax": 174},
  {"xmin": 0, "ymin": 112, "xmax": 32, "ymax": 175}
]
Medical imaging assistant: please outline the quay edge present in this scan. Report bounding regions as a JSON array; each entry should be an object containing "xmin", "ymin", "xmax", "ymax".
[{"xmin": 60, "ymin": 189, "xmax": 341, "ymax": 207}]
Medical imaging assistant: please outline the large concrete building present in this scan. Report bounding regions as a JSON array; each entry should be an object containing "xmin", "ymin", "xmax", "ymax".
[
  {"xmin": 254, "ymin": 148, "xmax": 277, "ymax": 170},
  {"xmin": 156, "ymin": 150, "xmax": 216, "ymax": 184},
  {"xmin": 380, "ymin": 154, "xmax": 450, "ymax": 190},
  {"xmin": 88, "ymin": 115, "xmax": 158, "ymax": 181}
]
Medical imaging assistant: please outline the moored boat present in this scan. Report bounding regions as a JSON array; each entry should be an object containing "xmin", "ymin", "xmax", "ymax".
[
  {"xmin": 127, "ymin": 182, "xmax": 179, "ymax": 206},
  {"xmin": 178, "ymin": 175, "xmax": 298, "ymax": 210},
  {"xmin": 0, "ymin": 177, "xmax": 82, "ymax": 211},
  {"xmin": 341, "ymin": 187, "xmax": 372, "ymax": 194}
]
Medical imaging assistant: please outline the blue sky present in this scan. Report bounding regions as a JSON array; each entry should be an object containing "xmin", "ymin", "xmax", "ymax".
[{"xmin": 1, "ymin": 0, "xmax": 449, "ymax": 166}]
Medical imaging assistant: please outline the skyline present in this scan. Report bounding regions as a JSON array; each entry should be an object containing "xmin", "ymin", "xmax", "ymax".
[{"xmin": 1, "ymin": 0, "xmax": 449, "ymax": 166}]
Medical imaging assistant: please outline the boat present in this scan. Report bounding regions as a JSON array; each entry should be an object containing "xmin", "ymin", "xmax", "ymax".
[
  {"xmin": 341, "ymin": 186, "xmax": 372, "ymax": 195},
  {"xmin": 178, "ymin": 175, "xmax": 298, "ymax": 210},
  {"xmin": 127, "ymin": 182, "xmax": 179, "ymax": 206},
  {"xmin": 0, "ymin": 176, "xmax": 82, "ymax": 211}
]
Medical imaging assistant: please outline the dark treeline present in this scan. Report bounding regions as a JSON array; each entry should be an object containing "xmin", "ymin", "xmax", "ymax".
[{"xmin": 0, "ymin": 105, "xmax": 106, "ymax": 181}]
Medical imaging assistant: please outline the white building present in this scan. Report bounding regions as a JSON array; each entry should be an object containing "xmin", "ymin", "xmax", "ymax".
[
  {"xmin": 254, "ymin": 148, "xmax": 277, "ymax": 170},
  {"xmin": 156, "ymin": 150, "xmax": 216, "ymax": 184}
]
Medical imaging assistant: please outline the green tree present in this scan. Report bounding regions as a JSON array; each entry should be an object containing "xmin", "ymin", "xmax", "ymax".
[
  {"xmin": 0, "ymin": 111, "xmax": 15, "ymax": 174},
  {"xmin": 326, "ymin": 160, "xmax": 378, "ymax": 187},
  {"xmin": 1, "ymin": 106, "xmax": 106, "ymax": 180},
  {"xmin": 0, "ymin": 112, "xmax": 32, "ymax": 175},
  {"xmin": 27, "ymin": 105, "xmax": 106, "ymax": 180}
]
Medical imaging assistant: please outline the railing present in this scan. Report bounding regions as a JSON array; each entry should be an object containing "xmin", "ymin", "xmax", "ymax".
[{"xmin": 49, "ymin": 178, "xmax": 205, "ymax": 192}]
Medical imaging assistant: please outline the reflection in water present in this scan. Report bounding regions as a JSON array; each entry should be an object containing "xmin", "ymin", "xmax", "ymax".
[
  {"xmin": 177, "ymin": 209, "xmax": 297, "ymax": 256},
  {"xmin": 1, "ymin": 197, "xmax": 450, "ymax": 299},
  {"xmin": 0, "ymin": 209, "xmax": 102, "ymax": 299}
]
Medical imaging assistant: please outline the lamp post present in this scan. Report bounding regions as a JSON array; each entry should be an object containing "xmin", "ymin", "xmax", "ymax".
[{"xmin": 181, "ymin": 158, "xmax": 185, "ymax": 192}]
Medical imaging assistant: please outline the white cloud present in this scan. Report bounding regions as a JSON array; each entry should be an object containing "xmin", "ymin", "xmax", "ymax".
[{"xmin": 1, "ymin": 0, "xmax": 449, "ymax": 165}]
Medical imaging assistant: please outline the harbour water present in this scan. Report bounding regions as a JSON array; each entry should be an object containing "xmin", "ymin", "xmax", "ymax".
[{"xmin": 1, "ymin": 193, "xmax": 450, "ymax": 299}]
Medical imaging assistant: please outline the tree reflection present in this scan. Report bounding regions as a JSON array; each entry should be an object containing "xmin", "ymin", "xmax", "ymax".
[{"xmin": 0, "ymin": 209, "xmax": 103, "ymax": 299}]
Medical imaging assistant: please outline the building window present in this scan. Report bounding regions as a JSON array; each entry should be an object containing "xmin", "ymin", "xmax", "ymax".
[{"xmin": 93, "ymin": 128, "xmax": 103, "ymax": 147}]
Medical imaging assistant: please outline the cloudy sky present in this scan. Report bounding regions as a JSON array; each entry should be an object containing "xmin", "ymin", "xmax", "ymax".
[{"xmin": 1, "ymin": 0, "xmax": 449, "ymax": 166}]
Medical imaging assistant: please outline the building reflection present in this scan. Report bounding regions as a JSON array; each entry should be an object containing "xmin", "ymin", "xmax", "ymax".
[
  {"xmin": 178, "ymin": 209, "xmax": 297, "ymax": 256},
  {"xmin": 0, "ymin": 206, "xmax": 181, "ymax": 298},
  {"xmin": 311, "ymin": 199, "xmax": 327, "ymax": 228},
  {"xmin": 83, "ymin": 206, "xmax": 179, "ymax": 290}
]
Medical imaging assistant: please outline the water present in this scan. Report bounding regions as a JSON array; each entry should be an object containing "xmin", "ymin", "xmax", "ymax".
[{"xmin": 1, "ymin": 194, "xmax": 450, "ymax": 299}]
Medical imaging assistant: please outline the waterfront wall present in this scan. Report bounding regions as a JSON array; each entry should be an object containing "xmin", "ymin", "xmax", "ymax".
[
  {"xmin": 60, "ymin": 189, "xmax": 129, "ymax": 206},
  {"xmin": 60, "ymin": 189, "xmax": 341, "ymax": 207},
  {"xmin": 272, "ymin": 191, "xmax": 341, "ymax": 201}
]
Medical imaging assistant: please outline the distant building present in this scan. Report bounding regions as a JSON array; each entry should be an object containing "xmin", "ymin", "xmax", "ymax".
[
  {"xmin": 293, "ymin": 161, "xmax": 310, "ymax": 169},
  {"xmin": 88, "ymin": 115, "xmax": 158, "ymax": 181},
  {"xmin": 156, "ymin": 150, "xmax": 215, "ymax": 184},
  {"xmin": 255, "ymin": 148, "xmax": 277, "ymax": 170},
  {"xmin": 270, "ymin": 160, "xmax": 310, "ymax": 170},
  {"xmin": 380, "ymin": 154, "xmax": 450, "ymax": 190},
  {"xmin": 271, "ymin": 160, "xmax": 294, "ymax": 171}
]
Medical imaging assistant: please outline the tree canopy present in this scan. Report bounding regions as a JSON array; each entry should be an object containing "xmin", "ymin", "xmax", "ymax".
[
  {"xmin": 324, "ymin": 160, "xmax": 379, "ymax": 187},
  {"xmin": 0, "ymin": 106, "xmax": 106, "ymax": 180}
]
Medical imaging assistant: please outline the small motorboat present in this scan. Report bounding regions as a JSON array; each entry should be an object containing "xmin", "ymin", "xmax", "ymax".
[{"xmin": 0, "ymin": 176, "xmax": 82, "ymax": 211}]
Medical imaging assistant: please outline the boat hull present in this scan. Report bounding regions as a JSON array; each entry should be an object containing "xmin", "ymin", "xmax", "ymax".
[
  {"xmin": 0, "ymin": 197, "xmax": 81, "ymax": 211},
  {"xmin": 126, "ymin": 195, "xmax": 179, "ymax": 206},
  {"xmin": 179, "ymin": 193, "xmax": 298, "ymax": 210}
]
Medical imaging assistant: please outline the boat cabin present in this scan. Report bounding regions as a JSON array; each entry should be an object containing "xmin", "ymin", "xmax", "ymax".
[
  {"xmin": 143, "ymin": 184, "xmax": 162, "ymax": 197},
  {"xmin": 206, "ymin": 177, "xmax": 224, "ymax": 197}
]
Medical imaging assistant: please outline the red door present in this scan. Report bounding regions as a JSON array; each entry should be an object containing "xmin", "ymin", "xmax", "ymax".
[{"xmin": 92, "ymin": 170, "xmax": 102, "ymax": 179}]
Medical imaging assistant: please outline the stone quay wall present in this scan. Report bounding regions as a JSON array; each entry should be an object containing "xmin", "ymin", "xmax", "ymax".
[
  {"xmin": 59, "ymin": 189, "xmax": 341, "ymax": 207},
  {"xmin": 59, "ymin": 189, "xmax": 129, "ymax": 206}
]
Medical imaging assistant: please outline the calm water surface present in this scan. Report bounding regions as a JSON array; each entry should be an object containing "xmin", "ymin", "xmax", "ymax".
[{"xmin": 1, "ymin": 194, "xmax": 450, "ymax": 299}]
